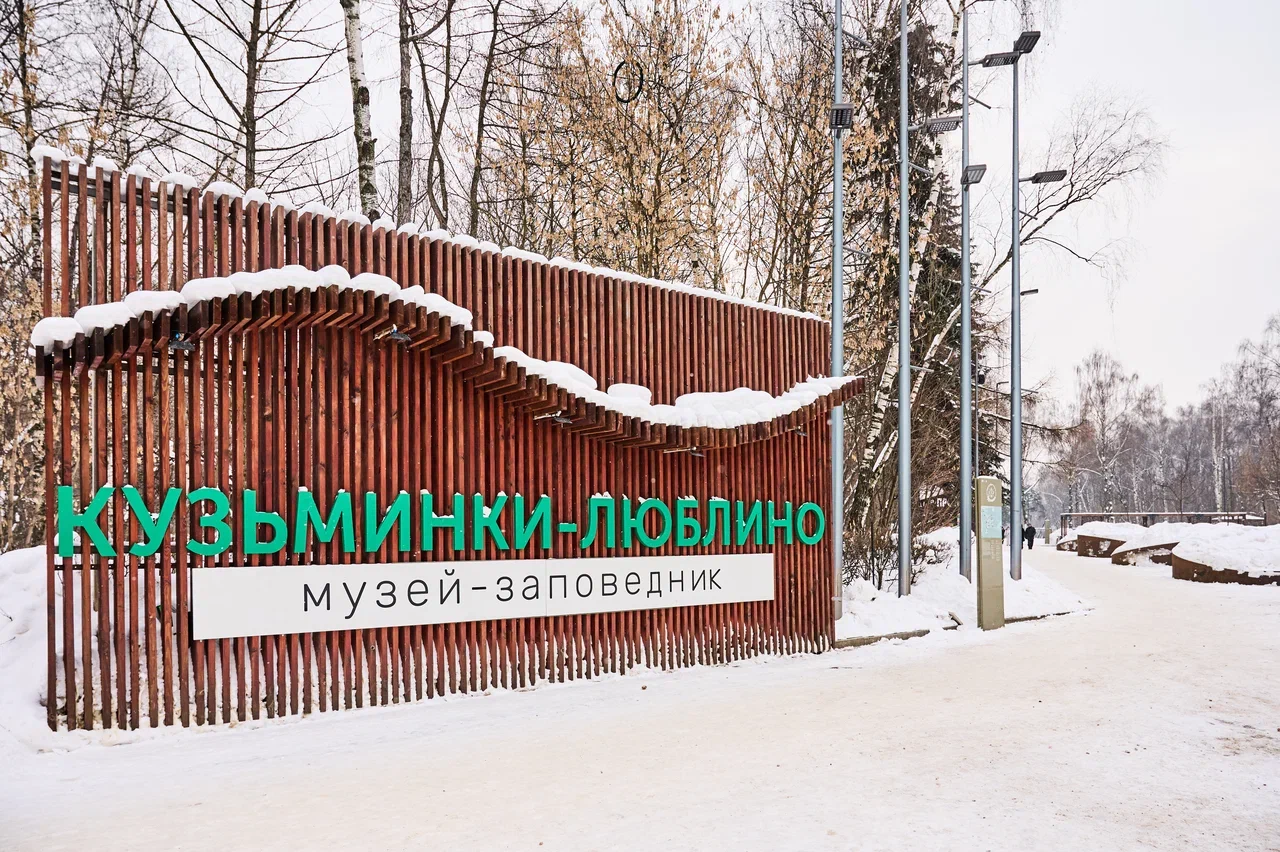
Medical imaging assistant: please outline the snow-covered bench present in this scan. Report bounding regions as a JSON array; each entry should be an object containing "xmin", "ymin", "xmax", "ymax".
[
  {"xmin": 1109, "ymin": 523, "xmax": 1195, "ymax": 566},
  {"xmin": 1069, "ymin": 522, "xmax": 1147, "ymax": 558},
  {"xmin": 1170, "ymin": 525, "xmax": 1280, "ymax": 586}
]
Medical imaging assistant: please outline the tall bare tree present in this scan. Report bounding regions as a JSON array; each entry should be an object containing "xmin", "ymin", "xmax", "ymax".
[{"xmin": 159, "ymin": 0, "xmax": 342, "ymax": 190}]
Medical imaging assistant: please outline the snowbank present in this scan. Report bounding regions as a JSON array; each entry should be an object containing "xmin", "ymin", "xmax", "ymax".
[
  {"xmin": 1110, "ymin": 522, "xmax": 1195, "ymax": 560},
  {"xmin": 0, "ymin": 547, "xmax": 52, "ymax": 749},
  {"xmin": 835, "ymin": 529, "xmax": 1088, "ymax": 641},
  {"xmin": 837, "ymin": 568, "xmax": 964, "ymax": 638},
  {"xmin": 1071, "ymin": 521, "xmax": 1147, "ymax": 541},
  {"xmin": 1172, "ymin": 524, "xmax": 1280, "ymax": 578}
]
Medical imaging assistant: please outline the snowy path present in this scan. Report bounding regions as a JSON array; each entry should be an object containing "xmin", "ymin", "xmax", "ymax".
[{"xmin": 2, "ymin": 548, "xmax": 1277, "ymax": 851}]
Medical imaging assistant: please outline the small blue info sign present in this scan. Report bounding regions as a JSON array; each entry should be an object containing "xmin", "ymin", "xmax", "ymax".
[{"xmin": 979, "ymin": 505, "xmax": 1003, "ymax": 540}]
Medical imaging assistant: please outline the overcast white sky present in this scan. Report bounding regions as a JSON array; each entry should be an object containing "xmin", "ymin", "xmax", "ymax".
[{"xmin": 959, "ymin": 0, "xmax": 1280, "ymax": 409}]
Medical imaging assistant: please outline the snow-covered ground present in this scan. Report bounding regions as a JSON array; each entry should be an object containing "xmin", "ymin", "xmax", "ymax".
[
  {"xmin": 0, "ymin": 546, "xmax": 51, "ymax": 750},
  {"xmin": 2, "ymin": 547, "xmax": 1278, "ymax": 850},
  {"xmin": 836, "ymin": 528, "xmax": 1088, "ymax": 640}
]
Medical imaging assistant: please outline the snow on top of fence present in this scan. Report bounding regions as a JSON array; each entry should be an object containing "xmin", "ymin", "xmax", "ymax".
[
  {"xmin": 30, "ymin": 263, "xmax": 855, "ymax": 433},
  {"xmin": 29, "ymin": 263, "xmax": 477, "ymax": 345},
  {"xmin": 489, "ymin": 342, "xmax": 853, "ymax": 430},
  {"xmin": 31, "ymin": 145, "xmax": 84, "ymax": 165},
  {"xmin": 606, "ymin": 383, "xmax": 652, "ymax": 406},
  {"xmin": 205, "ymin": 180, "xmax": 242, "ymax": 197},
  {"xmin": 73, "ymin": 302, "xmax": 135, "ymax": 334},
  {"xmin": 392, "ymin": 284, "xmax": 474, "ymax": 328},
  {"xmin": 123, "ymin": 289, "xmax": 185, "ymax": 315},
  {"xmin": 29, "ymin": 317, "xmax": 82, "ymax": 349},
  {"xmin": 159, "ymin": 172, "xmax": 200, "ymax": 190},
  {"xmin": 32, "ymin": 145, "xmax": 824, "ymax": 323}
]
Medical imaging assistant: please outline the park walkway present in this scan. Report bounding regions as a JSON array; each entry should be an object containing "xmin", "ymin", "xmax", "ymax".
[{"xmin": 2, "ymin": 548, "xmax": 1277, "ymax": 850}]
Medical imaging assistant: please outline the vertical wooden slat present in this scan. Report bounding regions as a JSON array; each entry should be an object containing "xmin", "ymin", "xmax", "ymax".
[
  {"xmin": 40, "ymin": 158, "xmax": 55, "ymax": 733},
  {"xmin": 43, "ymin": 364, "xmax": 56, "ymax": 731},
  {"xmin": 60, "ymin": 368, "xmax": 76, "ymax": 730}
]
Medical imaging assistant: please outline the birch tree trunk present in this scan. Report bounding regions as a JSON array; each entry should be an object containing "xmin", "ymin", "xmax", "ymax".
[
  {"xmin": 1212, "ymin": 406, "xmax": 1225, "ymax": 510},
  {"xmin": 341, "ymin": 0, "xmax": 379, "ymax": 217},
  {"xmin": 396, "ymin": 0, "xmax": 413, "ymax": 223}
]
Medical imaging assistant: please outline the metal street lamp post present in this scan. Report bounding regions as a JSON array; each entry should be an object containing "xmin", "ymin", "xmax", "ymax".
[
  {"xmin": 1008, "ymin": 166, "xmax": 1062, "ymax": 577},
  {"xmin": 957, "ymin": 0, "xmax": 988, "ymax": 582},
  {"xmin": 827, "ymin": 4, "xmax": 870, "ymax": 621},
  {"xmin": 896, "ymin": 0, "xmax": 911, "ymax": 596},
  {"xmin": 831, "ymin": 0, "xmax": 847, "ymax": 621},
  {"xmin": 829, "ymin": 0, "xmax": 849, "ymax": 621},
  {"xmin": 976, "ymin": 29, "xmax": 1039, "ymax": 581}
]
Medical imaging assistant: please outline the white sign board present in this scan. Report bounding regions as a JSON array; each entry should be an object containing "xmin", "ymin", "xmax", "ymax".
[{"xmin": 192, "ymin": 553, "xmax": 775, "ymax": 640}]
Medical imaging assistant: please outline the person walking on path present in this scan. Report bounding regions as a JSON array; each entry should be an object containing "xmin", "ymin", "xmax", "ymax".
[{"xmin": 1023, "ymin": 523, "xmax": 1036, "ymax": 550}]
